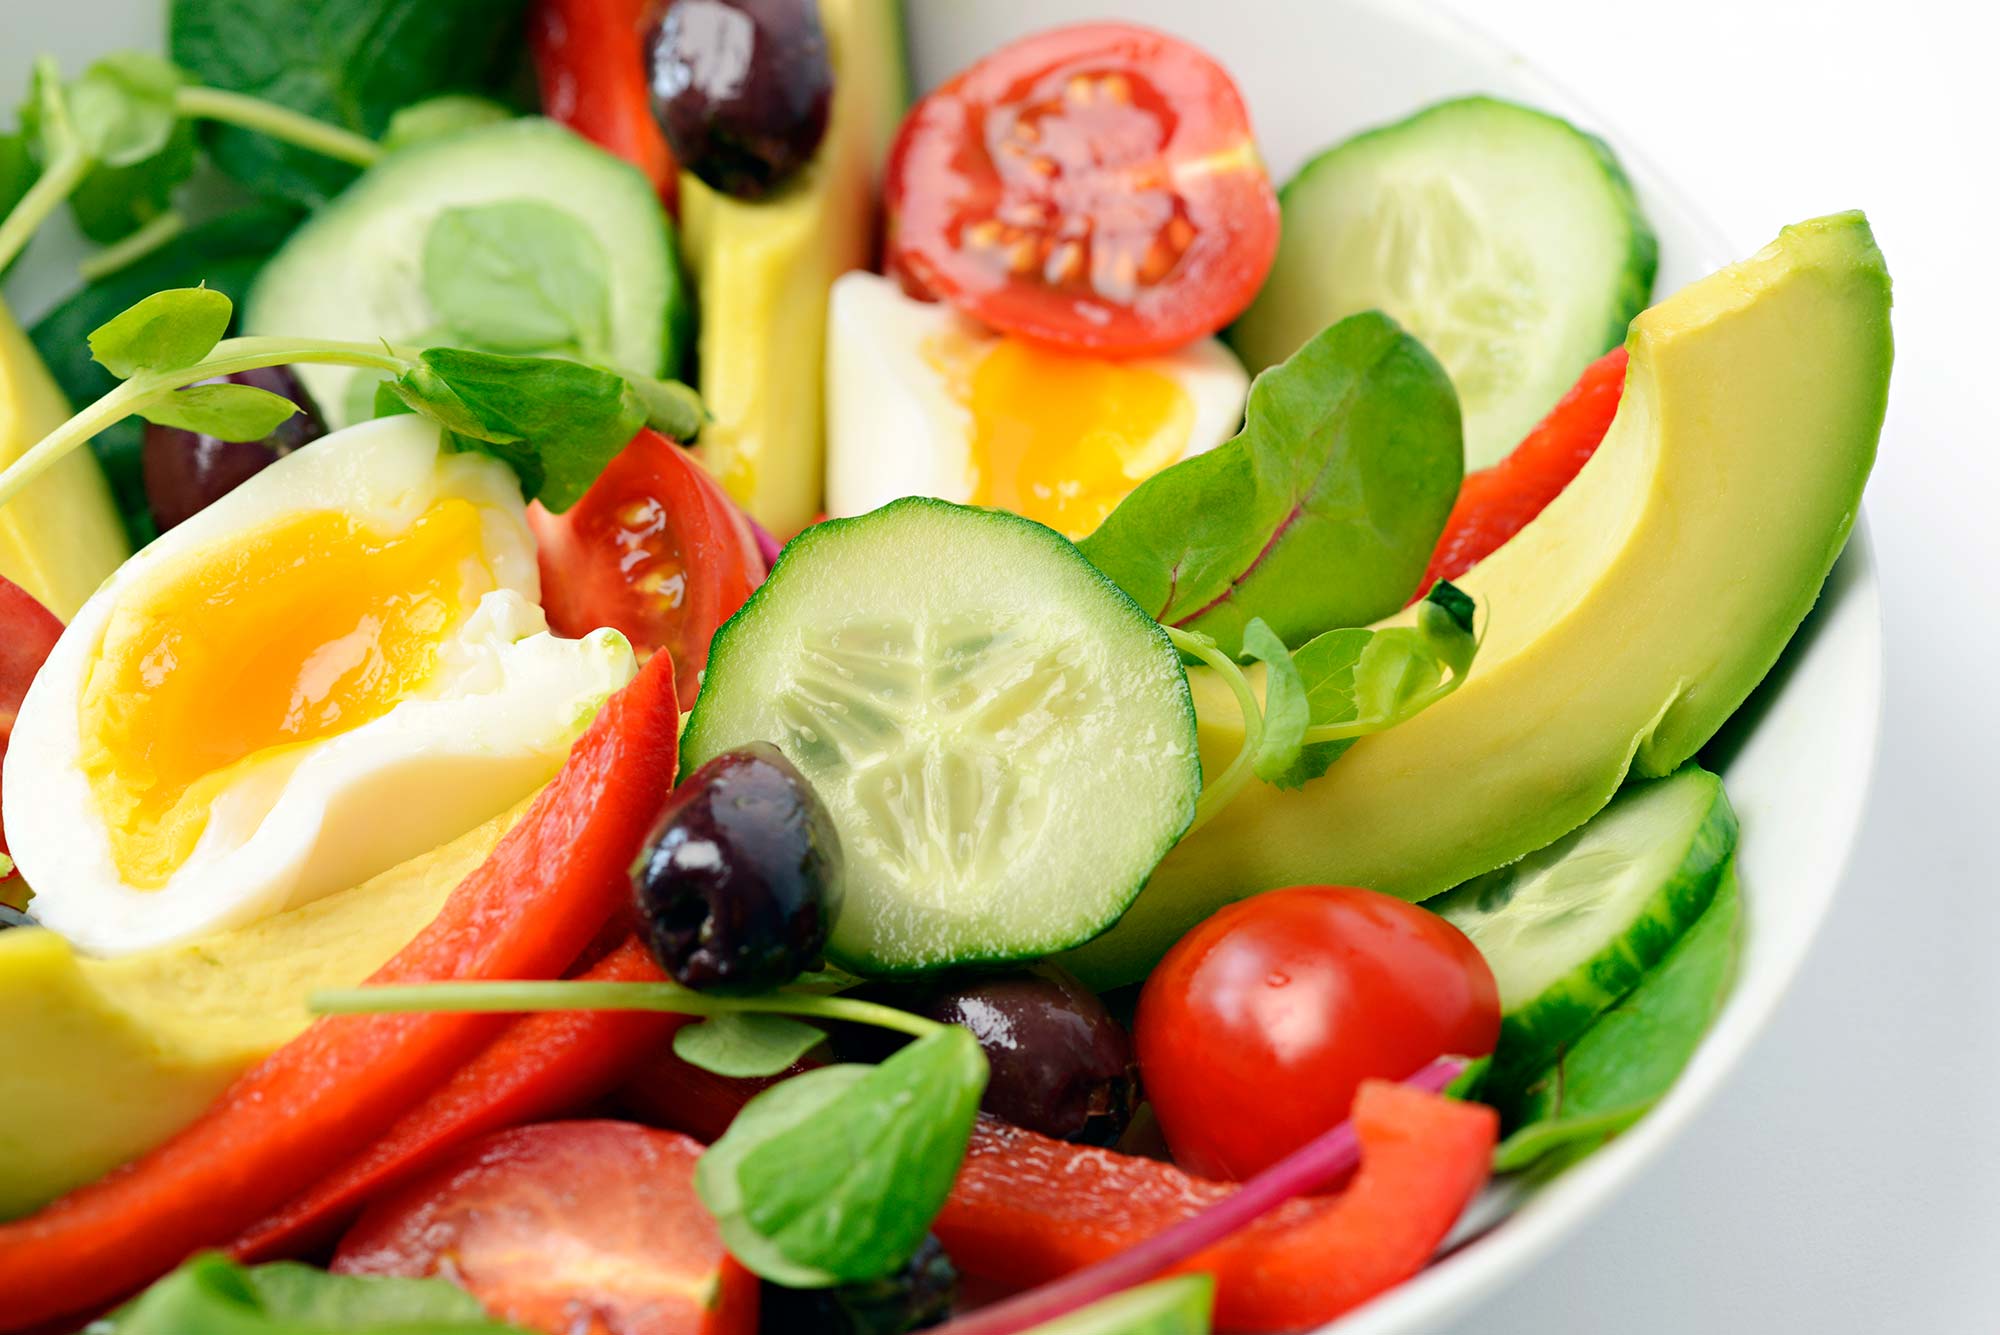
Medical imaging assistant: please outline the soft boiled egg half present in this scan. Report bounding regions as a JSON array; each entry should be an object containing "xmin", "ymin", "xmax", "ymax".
[
  {"xmin": 826, "ymin": 272, "xmax": 1248, "ymax": 539},
  {"xmin": 4, "ymin": 415, "xmax": 636, "ymax": 956}
]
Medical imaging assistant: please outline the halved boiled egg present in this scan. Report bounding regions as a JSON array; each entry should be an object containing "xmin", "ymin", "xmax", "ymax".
[
  {"xmin": 3, "ymin": 416, "xmax": 636, "ymax": 955},
  {"xmin": 826, "ymin": 272, "xmax": 1248, "ymax": 539}
]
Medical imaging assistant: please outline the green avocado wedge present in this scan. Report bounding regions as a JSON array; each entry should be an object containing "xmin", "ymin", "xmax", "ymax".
[
  {"xmin": 1024, "ymin": 1276, "xmax": 1216, "ymax": 1335},
  {"xmin": 1066, "ymin": 213, "xmax": 1891, "ymax": 988}
]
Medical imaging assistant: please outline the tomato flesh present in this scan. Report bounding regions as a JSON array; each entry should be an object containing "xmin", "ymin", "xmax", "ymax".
[
  {"xmin": 935, "ymin": 1082, "xmax": 1496, "ymax": 1332},
  {"xmin": 530, "ymin": 430, "xmax": 765, "ymax": 708},
  {"xmin": 1136, "ymin": 885, "xmax": 1499, "ymax": 1181},
  {"xmin": 335, "ymin": 1121, "xmax": 756, "ymax": 1335},
  {"xmin": 886, "ymin": 23, "xmax": 1278, "ymax": 356},
  {"xmin": 0, "ymin": 576, "xmax": 61, "ymax": 864}
]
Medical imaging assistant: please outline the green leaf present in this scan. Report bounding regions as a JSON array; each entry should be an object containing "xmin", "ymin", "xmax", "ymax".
[
  {"xmin": 1239, "ymin": 618, "xmax": 1309, "ymax": 783},
  {"xmin": 69, "ymin": 121, "xmax": 197, "ymax": 246},
  {"xmin": 137, "ymin": 381, "xmax": 299, "ymax": 441},
  {"xmin": 0, "ymin": 132, "xmax": 36, "ymax": 227},
  {"xmin": 68, "ymin": 52, "xmax": 184, "ymax": 168},
  {"xmin": 382, "ymin": 94, "xmax": 514, "ymax": 152},
  {"xmin": 628, "ymin": 374, "xmax": 706, "ymax": 443},
  {"xmin": 83, "ymin": 1252, "xmax": 525, "ymax": 1333},
  {"xmin": 697, "ymin": 1028, "xmax": 988, "ymax": 1287},
  {"xmin": 169, "ymin": 0, "xmax": 534, "ymax": 207},
  {"xmin": 1080, "ymin": 312, "xmax": 1462, "ymax": 657},
  {"xmin": 88, "ymin": 286, "xmax": 233, "ymax": 378},
  {"xmin": 422, "ymin": 201, "xmax": 613, "ymax": 356},
  {"xmin": 1492, "ymin": 868, "xmax": 1742, "ymax": 1174},
  {"xmin": 674, "ymin": 1013, "xmax": 825, "ymax": 1078}
]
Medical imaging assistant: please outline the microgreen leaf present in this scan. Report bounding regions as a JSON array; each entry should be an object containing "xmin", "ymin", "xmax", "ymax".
[
  {"xmin": 1081, "ymin": 312, "xmax": 1462, "ymax": 657},
  {"xmin": 381, "ymin": 94, "xmax": 512, "ymax": 151},
  {"xmin": 0, "ymin": 134, "xmax": 36, "ymax": 230},
  {"xmin": 422, "ymin": 201, "xmax": 613, "ymax": 357},
  {"xmin": 697, "ymin": 1027, "xmax": 988, "ymax": 1287},
  {"xmin": 87, "ymin": 286, "xmax": 232, "ymax": 377},
  {"xmin": 674, "ymin": 1013, "xmax": 825, "ymax": 1079},
  {"xmin": 84, "ymin": 1253, "xmax": 527, "ymax": 1334},
  {"xmin": 137, "ymin": 381, "xmax": 298, "ymax": 441},
  {"xmin": 68, "ymin": 52, "xmax": 184, "ymax": 168},
  {"xmin": 628, "ymin": 373, "xmax": 706, "ymax": 443},
  {"xmin": 1238, "ymin": 618, "xmax": 1309, "ymax": 783}
]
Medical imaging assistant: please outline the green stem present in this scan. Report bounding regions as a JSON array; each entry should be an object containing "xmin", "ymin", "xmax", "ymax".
[
  {"xmin": 0, "ymin": 336, "xmax": 409, "ymax": 510},
  {"xmin": 1166, "ymin": 626, "xmax": 1264, "ymax": 835},
  {"xmin": 77, "ymin": 208, "xmax": 187, "ymax": 282},
  {"xmin": 174, "ymin": 86, "xmax": 382, "ymax": 169},
  {"xmin": 0, "ymin": 150, "xmax": 90, "ymax": 275},
  {"xmin": 310, "ymin": 978, "xmax": 947, "ymax": 1042}
]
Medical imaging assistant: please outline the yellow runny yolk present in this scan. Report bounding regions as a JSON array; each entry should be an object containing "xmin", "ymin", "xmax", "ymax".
[
  {"xmin": 78, "ymin": 500, "xmax": 494, "ymax": 888},
  {"xmin": 961, "ymin": 337, "xmax": 1193, "ymax": 539}
]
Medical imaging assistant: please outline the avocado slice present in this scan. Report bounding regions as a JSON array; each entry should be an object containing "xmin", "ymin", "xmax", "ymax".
[
  {"xmin": 678, "ymin": 0, "xmax": 907, "ymax": 537},
  {"xmin": 1025, "ymin": 1276, "xmax": 1215, "ymax": 1335},
  {"xmin": 0, "ymin": 299, "xmax": 129, "ymax": 619},
  {"xmin": 0, "ymin": 800, "xmax": 521, "ymax": 1219},
  {"xmin": 1067, "ymin": 213, "xmax": 1891, "ymax": 987}
]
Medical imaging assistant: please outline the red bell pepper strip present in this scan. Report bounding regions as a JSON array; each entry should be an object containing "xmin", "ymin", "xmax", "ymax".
[
  {"xmin": 1419, "ymin": 346, "xmax": 1629, "ymax": 595},
  {"xmin": 532, "ymin": 0, "xmax": 679, "ymax": 211},
  {"xmin": 0, "ymin": 575, "xmax": 62, "ymax": 865},
  {"xmin": 0, "ymin": 653, "xmax": 679, "ymax": 1332},
  {"xmin": 933, "ymin": 1082, "xmax": 1496, "ymax": 1334},
  {"xmin": 229, "ymin": 934, "xmax": 682, "ymax": 1263}
]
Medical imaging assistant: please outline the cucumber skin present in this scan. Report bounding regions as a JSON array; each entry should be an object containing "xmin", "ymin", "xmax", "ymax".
[
  {"xmin": 681, "ymin": 498, "xmax": 1200, "ymax": 975},
  {"xmin": 1232, "ymin": 95, "xmax": 1657, "ymax": 433},
  {"xmin": 1473, "ymin": 769, "xmax": 1737, "ymax": 1097}
]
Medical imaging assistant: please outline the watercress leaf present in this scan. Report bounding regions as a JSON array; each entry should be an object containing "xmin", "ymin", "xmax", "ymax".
[
  {"xmin": 137, "ymin": 381, "xmax": 298, "ymax": 441},
  {"xmin": 84, "ymin": 1252, "xmax": 524, "ymax": 1333},
  {"xmin": 628, "ymin": 374, "xmax": 706, "ymax": 443},
  {"xmin": 422, "ymin": 201, "xmax": 613, "ymax": 356},
  {"xmin": 1081, "ymin": 312, "xmax": 1462, "ymax": 657},
  {"xmin": 88, "ymin": 286, "xmax": 233, "ymax": 378},
  {"xmin": 382, "ymin": 94, "xmax": 514, "ymax": 152},
  {"xmin": 69, "ymin": 52, "xmax": 185, "ymax": 168},
  {"xmin": 1492, "ymin": 870, "xmax": 1742, "ymax": 1174},
  {"xmin": 674, "ymin": 1013, "xmax": 824, "ymax": 1078},
  {"xmin": 169, "ymin": 0, "xmax": 533, "ymax": 207},
  {"xmin": 1239, "ymin": 618, "xmax": 1309, "ymax": 783},
  {"xmin": 697, "ymin": 1027, "xmax": 988, "ymax": 1287}
]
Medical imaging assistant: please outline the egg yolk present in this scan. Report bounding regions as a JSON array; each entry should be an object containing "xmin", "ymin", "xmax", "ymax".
[
  {"xmin": 963, "ymin": 337, "xmax": 1194, "ymax": 539},
  {"xmin": 78, "ymin": 499, "xmax": 493, "ymax": 888}
]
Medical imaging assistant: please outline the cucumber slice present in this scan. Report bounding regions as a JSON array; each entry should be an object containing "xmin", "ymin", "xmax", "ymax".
[
  {"xmin": 1432, "ymin": 764, "xmax": 1736, "ymax": 1090},
  {"xmin": 245, "ymin": 118, "xmax": 689, "ymax": 426},
  {"xmin": 1027, "ymin": 1276, "xmax": 1215, "ymax": 1335},
  {"xmin": 1229, "ymin": 96, "xmax": 1655, "ymax": 470},
  {"xmin": 682, "ymin": 498, "xmax": 1200, "ymax": 974}
]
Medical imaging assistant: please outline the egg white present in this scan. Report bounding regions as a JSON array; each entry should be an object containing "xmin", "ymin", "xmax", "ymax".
[
  {"xmin": 4, "ymin": 416, "xmax": 636, "ymax": 956},
  {"xmin": 824, "ymin": 271, "xmax": 1250, "ymax": 524}
]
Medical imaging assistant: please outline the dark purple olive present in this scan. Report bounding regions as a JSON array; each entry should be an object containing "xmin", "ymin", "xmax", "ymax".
[
  {"xmin": 646, "ymin": 0, "xmax": 832, "ymax": 199},
  {"xmin": 760, "ymin": 1233, "xmax": 956, "ymax": 1335},
  {"xmin": 840, "ymin": 964, "xmax": 1139, "ymax": 1146},
  {"xmin": 632, "ymin": 742, "xmax": 842, "ymax": 992},
  {"xmin": 142, "ymin": 366, "xmax": 324, "ymax": 531}
]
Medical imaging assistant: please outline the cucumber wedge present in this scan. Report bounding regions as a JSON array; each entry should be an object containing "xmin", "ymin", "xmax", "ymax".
[
  {"xmin": 1433, "ymin": 764, "xmax": 1736, "ymax": 1090},
  {"xmin": 1028, "ymin": 1276, "xmax": 1215, "ymax": 1335},
  {"xmin": 1229, "ymin": 96, "xmax": 1655, "ymax": 469},
  {"xmin": 681, "ymin": 499, "xmax": 1200, "ymax": 974}
]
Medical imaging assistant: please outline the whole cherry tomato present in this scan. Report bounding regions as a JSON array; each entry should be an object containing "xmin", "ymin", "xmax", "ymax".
[
  {"xmin": 531, "ymin": 0, "xmax": 680, "ymax": 210},
  {"xmin": 885, "ymin": 23, "xmax": 1279, "ymax": 357},
  {"xmin": 1135, "ymin": 885, "xmax": 1499, "ymax": 1181},
  {"xmin": 529, "ymin": 429, "xmax": 765, "ymax": 707}
]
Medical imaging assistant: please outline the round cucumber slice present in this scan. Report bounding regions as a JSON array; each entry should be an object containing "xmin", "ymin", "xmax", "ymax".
[
  {"xmin": 1432, "ymin": 764, "xmax": 1736, "ymax": 1089},
  {"xmin": 682, "ymin": 498, "xmax": 1200, "ymax": 974},
  {"xmin": 245, "ymin": 118, "xmax": 690, "ymax": 426},
  {"xmin": 1229, "ymin": 96, "xmax": 1655, "ymax": 470}
]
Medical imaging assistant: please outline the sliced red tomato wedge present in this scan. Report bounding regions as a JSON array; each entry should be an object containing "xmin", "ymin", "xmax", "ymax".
[
  {"xmin": 334, "ymin": 1121, "xmax": 757, "ymax": 1335},
  {"xmin": 530, "ymin": 430, "xmax": 766, "ymax": 708},
  {"xmin": 886, "ymin": 22, "xmax": 1278, "ymax": 356},
  {"xmin": 934, "ymin": 1082, "xmax": 1495, "ymax": 1333},
  {"xmin": 532, "ymin": 0, "xmax": 680, "ymax": 210},
  {"xmin": 0, "ymin": 575, "xmax": 62, "ymax": 864}
]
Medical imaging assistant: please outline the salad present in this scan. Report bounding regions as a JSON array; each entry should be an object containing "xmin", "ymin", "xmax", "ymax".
[{"xmin": 0, "ymin": 2, "xmax": 1892, "ymax": 1333}]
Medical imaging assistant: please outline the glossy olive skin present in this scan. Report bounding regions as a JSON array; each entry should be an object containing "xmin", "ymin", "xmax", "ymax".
[
  {"xmin": 142, "ymin": 366, "xmax": 325, "ymax": 531},
  {"xmin": 841, "ymin": 964, "xmax": 1139, "ymax": 1146},
  {"xmin": 631, "ymin": 743, "xmax": 842, "ymax": 992},
  {"xmin": 646, "ymin": 0, "xmax": 832, "ymax": 199},
  {"xmin": 760, "ymin": 1234, "xmax": 957, "ymax": 1335}
]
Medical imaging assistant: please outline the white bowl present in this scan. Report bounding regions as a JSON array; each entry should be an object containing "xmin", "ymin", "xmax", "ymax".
[{"xmin": 0, "ymin": 2, "xmax": 1883, "ymax": 1330}]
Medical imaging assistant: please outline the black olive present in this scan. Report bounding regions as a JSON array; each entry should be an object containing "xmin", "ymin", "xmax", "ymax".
[
  {"xmin": 646, "ymin": 0, "xmax": 833, "ymax": 199},
  {"xmin": 838, "ymin": 964, "xmax": 1139, "ymax": 1146},
  {"xmin": 142, "ymin": 366, "xmax": 325, "ymax": 531},
  {"xmin": 631, "ymin": 742, "xmax": 842, "ymax": 992},
  {"xmin": 760, "ymin": 1234, "xmax": 957, "ymax": 1335}
]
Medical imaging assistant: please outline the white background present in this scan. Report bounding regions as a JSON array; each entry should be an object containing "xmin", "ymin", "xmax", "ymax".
[{"xmin": 1421, "ymin": 1, "xmax": 2000, "ymax": 1331}]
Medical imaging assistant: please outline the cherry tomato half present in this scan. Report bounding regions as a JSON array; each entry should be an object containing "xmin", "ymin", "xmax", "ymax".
[
  {"xmin": 530, "ymin": 430, "xmax": 766, "ymax": 708},
  {"xmin": 885, "ymin": 23, "xmax": 1279, "ymax": 357},
  {"xmin": 334, "ymin": 1121, "xmax": 757, "ymax": 1335},
  {"xmin": 1135, "ymin": 885, "xmax": 1499, "ymax": 1181},
  {"xmin": 0, "ymin": 576, "xmax": 62, "ymax": 863}
]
